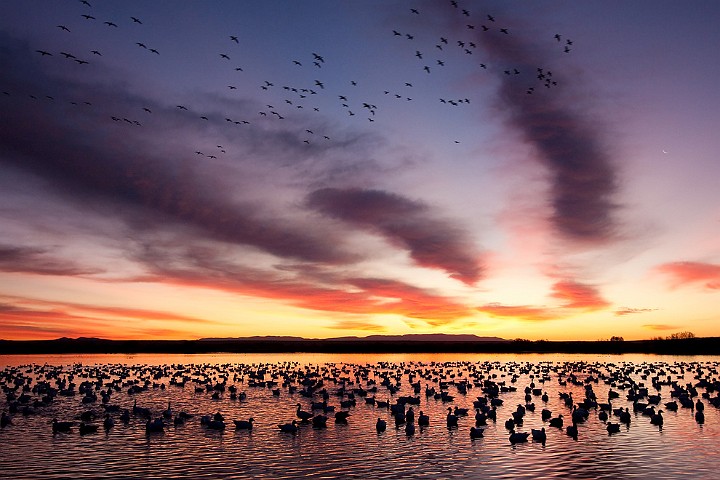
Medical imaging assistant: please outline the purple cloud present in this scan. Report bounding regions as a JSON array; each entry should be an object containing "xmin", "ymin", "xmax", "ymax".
[{"xmin": 306, "ymin": 187, "xmax": 483, "ymax": 284}]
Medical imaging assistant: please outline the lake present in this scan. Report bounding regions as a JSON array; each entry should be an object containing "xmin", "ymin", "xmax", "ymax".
[{"xmin": 1, "ymin": 353, "xmax": 718, "ymax": 479}]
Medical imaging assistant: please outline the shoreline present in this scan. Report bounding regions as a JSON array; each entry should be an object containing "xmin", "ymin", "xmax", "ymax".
[{"xmin": 1, "ymin": 337, "xmax": 718, "ymax": 355}]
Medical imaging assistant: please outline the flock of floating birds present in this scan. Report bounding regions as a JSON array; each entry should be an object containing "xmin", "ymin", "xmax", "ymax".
[
  {"xmin": 1, "ymin": 359, "xmax": 718, "ymax": 446},
  {"xmin": 4, "ymin": 0, "xmax": 575, "ymax": 157}
]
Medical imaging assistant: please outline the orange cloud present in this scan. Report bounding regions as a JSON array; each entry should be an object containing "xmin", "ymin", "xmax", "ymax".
[
  {"xmin": 477, "ymin": 278, "xmax": 610, "ymax": 322},
  {"xmin": 615, "ymin": 307, "xmax": 658, "ymax": 316},
  {"xmin": 0, "ymin": 296, "xmax": 214, "ymax": 340},
  {"xmin": 550, "ymin": 280, "xmax": 610, "ymax": 310},
  {"xmin": 656, "ymin": 261, "xmax": 720, "ymax": 291},
  {"xmin": 642, "ymin": 324, "xmax": 680, "ymax": 331},
  {"xmin": 476, "ymin": 303, "xmax": 559, "ymax": 322}
]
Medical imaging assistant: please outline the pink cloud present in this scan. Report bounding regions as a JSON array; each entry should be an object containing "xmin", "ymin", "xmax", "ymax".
[{"xmin": 656, "ymin": 261, "xmax": 720, "ymax": 291}]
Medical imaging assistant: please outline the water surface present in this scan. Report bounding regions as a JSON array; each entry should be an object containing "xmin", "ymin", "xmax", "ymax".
[{"xmin": 1, "ymin": 353, "xmax": 718, "ymax": 479}]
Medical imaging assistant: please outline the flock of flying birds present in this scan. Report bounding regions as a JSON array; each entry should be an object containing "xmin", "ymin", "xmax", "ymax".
[{"xmin": 6, "ymin": 0, "xmax": 574, "ymax": 158}]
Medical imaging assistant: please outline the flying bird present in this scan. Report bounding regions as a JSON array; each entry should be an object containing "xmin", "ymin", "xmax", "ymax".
[
  {"xmin": 149, "ymin": 48, "xmax": 159, "ymax": 54},
  {"xmin": 81, "ymin": 14, "xmax": 95, "ymax": 20},
  {"xmin": 220, "ymin": 53, "xmax": 230, "ymax": 59},
  {"xmin": 104, "ymin": 21, "xmax": 118, "ymax": 27},
  {"xmin": 57, "ymin": 25, "xmax": 70, "ymax": 32},
  {"xmin": 131, "ymin": 16, "xmax": 142, "ymax": 24},
  {"xmin": 36, "ymin": 50, "xmax": 52, "ymax": 56},
  {"xmin": 230, "ymin": 35, "xmax": 238, "ymax": 43}
]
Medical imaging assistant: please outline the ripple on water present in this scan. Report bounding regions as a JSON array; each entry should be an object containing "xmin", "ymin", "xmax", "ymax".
[{"xmin": 1, "ymin": 354, "xmax": 720, "ymax": 479}]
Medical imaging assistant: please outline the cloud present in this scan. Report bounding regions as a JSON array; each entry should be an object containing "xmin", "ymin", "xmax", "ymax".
[
  {"xmin": 476, "ymin": 303, "xmax": 559, "ymax": 322},
  {"xmin": 642, "ymin": 323, "xmax": 680, "ymax": 331},
  {"xmin": 324, "ymin": 320, "xmax": 388, "ymax": 332},
  {"xmin": 306, "ymin": 187, "xmax": 483, "ymax": 284},
  {"xmin": 474, "ymin": 26, "xmax": 619, "ymax": 244},
  {"xmin": 615, "ymin": 307, "xmax": 658, "ymax": 316},
  {"xmin": 0, "ymin": 33, "xmax": 369, "ymax": 267},
  {"xmin": 0, "ymin": 295, "xmax": 217, "ymax": 340},
  {"xmin": 477, "ymin": 278, "xmax": 610, "ymax": 321},
  {"xmin": 0, "ymin": 245, "xmax": 103, "ymax": 276},
  {"xmin": 549, "ymin": 280, "xmax": 610, "ymax": 310},
  {"xmin": 656, "ymin": 261, "xmax": 720, "ymax": 291},
  {"xmin": 124, "ymin": 242, "xmax": 476, "ymax": 326}
]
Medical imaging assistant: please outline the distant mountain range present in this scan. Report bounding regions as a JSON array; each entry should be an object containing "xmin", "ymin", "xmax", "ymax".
[{"xmin": 199, "ymin": 333, "xmax": 507, "ymax": 342}]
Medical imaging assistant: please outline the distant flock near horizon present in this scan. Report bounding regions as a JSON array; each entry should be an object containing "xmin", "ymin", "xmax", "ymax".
[{"xmin": 1, "ymin": 359, "xmax": 718, "ymax": 446}]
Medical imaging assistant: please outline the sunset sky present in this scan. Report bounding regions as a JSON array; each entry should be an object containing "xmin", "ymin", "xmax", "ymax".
[{"xmin": 1, "ymin": 0, "xmax": 719, "ymax": 341}]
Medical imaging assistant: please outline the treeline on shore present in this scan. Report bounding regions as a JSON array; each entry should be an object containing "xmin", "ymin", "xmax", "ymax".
[{"xmin": 1, "ymin": 337, "xmax": 719, "ymax": 355}]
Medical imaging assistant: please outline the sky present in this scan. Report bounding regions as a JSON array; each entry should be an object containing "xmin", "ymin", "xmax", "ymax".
[{"xmin": 1, "ymin": 0, "xmax": 719, "ymax": 341}]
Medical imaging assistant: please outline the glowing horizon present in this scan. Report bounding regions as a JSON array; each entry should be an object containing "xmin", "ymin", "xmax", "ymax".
[{"xmin": 1, "ymin": 1, "xmax": 718, "ymax": 341}]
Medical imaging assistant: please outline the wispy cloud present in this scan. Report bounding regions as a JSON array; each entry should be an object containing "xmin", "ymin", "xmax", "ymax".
[
  {"xmin": 0, "ymin": 245, "xmax": 103, "ymax": 276},
  {"xmin": 477, "ymin": 278, "xmax": 610, "ymax": 321},
  {"xmin": 642, "ymin": 323, "xmax": 680, "ymax": 331},
  {"xmin": 0, "ymin": 295, "xmax": 217, "ymax": 340},
  {"xmin": 656, "ymin": 261, "xmax": 720, "ymax": 291},
  {"xmin": 306, "ymin": 188, "xmax": 483, "ymax": 284},
  {"xmin": 475, "ymin": 26, "xmax": 619, "ymax": 244},
  {"xmin": 615, "ymin": 307, "xmax": 658, "ymax": 316}
]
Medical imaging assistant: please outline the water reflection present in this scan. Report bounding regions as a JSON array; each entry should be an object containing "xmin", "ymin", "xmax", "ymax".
[{"xmin": 1, "ymin": 353, "xmax": 719, "ymax": 479}]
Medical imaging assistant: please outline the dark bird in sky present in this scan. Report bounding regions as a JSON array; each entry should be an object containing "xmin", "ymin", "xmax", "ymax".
[
  {"xmin": 500, "ymin": 28, "xmax": 509, "ymax": 34},
  {"xmin": 487, "ymin": 14, "xmax": 495, "ymax": 21},
  {"xmin": 313, "ymin": 61, "xmax": 321, "ymax": 68},
  {"xmin": 91, "ymin": 50, "xmax": 101, "ymax": 55},
  {"xmin": 306, "ymin": 129, "xmax": 314, "ymax": 134},
  {"xmin": 57, "ymin": 25, "xmax": 70, "ymax": 32},
  {"xmin": 467, "ymin": 24, "xmax": 475, "ymax": 30},
  {"xmin": 312, "ymin": 53, "xmax": 324, "ymax": 62},
  {"xmin": 339, "ymin": 95, "xmax": 347, "ymax": 101},
  {"xmin": 137, "ymin": 42, "xmax": 147, "ymax": 48},
  {"xmin": 564, "ymin": 46, "xmax": 571, "ymax": 53},
  {"xmin": 293, "ymin": 60, "xmax": 302, "ymax": 66},
  {"xmin": 465, "ymin": 49, "xmax": 472, "ymax": 55},
  {"xmin": 424, "ymin": 66, "xmax": 430, "ymax": 73},
  {"xmin": 554, "ymin": 33, "xmax": 562, "ymax": 41},
  {"xmin": 393, "ymin": 30, "xmax": 401, "ymax": 36},
  {"xmin": 76, "ymin": 59, "xmax": 89, "ymax": 64},
  {"xmin": 462, "ymin": 9, "xmax": 470, "ymax": 16},
  {"xmin": 351, "ymin": 80, "xmax": 357, "ymax": 86},
  {"xmin": 405, "ymin": 82, "xmax": 413, "ymax": 87},
  {"xmin": 80, "ymin": 0, "xmax": 91, "ymax": 7},
  {"xmin": 264, "ymin": 81, "xmax": 273, "ymax": 86},
  {"xmin": 415, "ymin": 50, "xmax": 422, "ymax": 59},
  {"xmin": 235, "ymin": 66, "xmax": 243, "ymax": 71},
  {"xmin": 60, "ymin": 52, "xmax": 76, "ymax": 58},
  {"xmin": 131, "ymin": 16, "xmax": 142, "ymax": 24},
  {"xmin": 230, "ymin": 35, "xmax": 239, "ymax": 43},
  {"xmin": 479, "ymin": 63, "xmax": 487, "ymax": 69},
  {"xmin": 451, "ymin": 0, "xmax": 457, "ymax": 6},
  {"xmin": 81, "ymin": 14, "xmax": 95, "ymax": 20},
  {"xmin": 436, "ymin": 44, "xmax": 442, "ymax": 50},
  {"xmin": 200, "ymin": 116, "xmax": 208, "ymax": 120},
  {"xmin": 104, "ymin": 21, "xmax": 118, "ymax": 27},
  {"xmin": 228, "ymin": 85, "xmax": 237, "ymax": 89},
  {"xmin": 177, "ymin": 105, "xmax": 187, "ymax": 110},
  {"xmin": 440, "ymin": 37, "xmax": 448, "ymax": 44},
  {"xmin": 220, "ymin": 53, "xmax": 230, "ymax": 59},
  {"xmin": 406, "ymin": 34, "xmax": 414, "ymax": 40},
  {"xmin": 481, "ymin": 25, "xmax": 489, "ymax": 31},
  {"xmin": 440, "ymin": 98, "xmax": 446, "ymax": 103},
  {"xmin": 36, "ymin": 50, "xmax": 52, "ymax": 56},
  {"xmin": 315, "ymin": 80, "xmax": 324, "ymax": 89},
  {"xmin": 143, "ymin": 107, "xmax": 151, "ymax": 113},
  {"xmin": 437, "ymin": 60, "xmax": 444, "ymax": 66},
  {"xmin": 457, "ymin": 41, "xmax": 465, "ymax": 47},
  {"xmin": 566, "ymin": 39, "xmax": 573, "ymax": 45}
]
